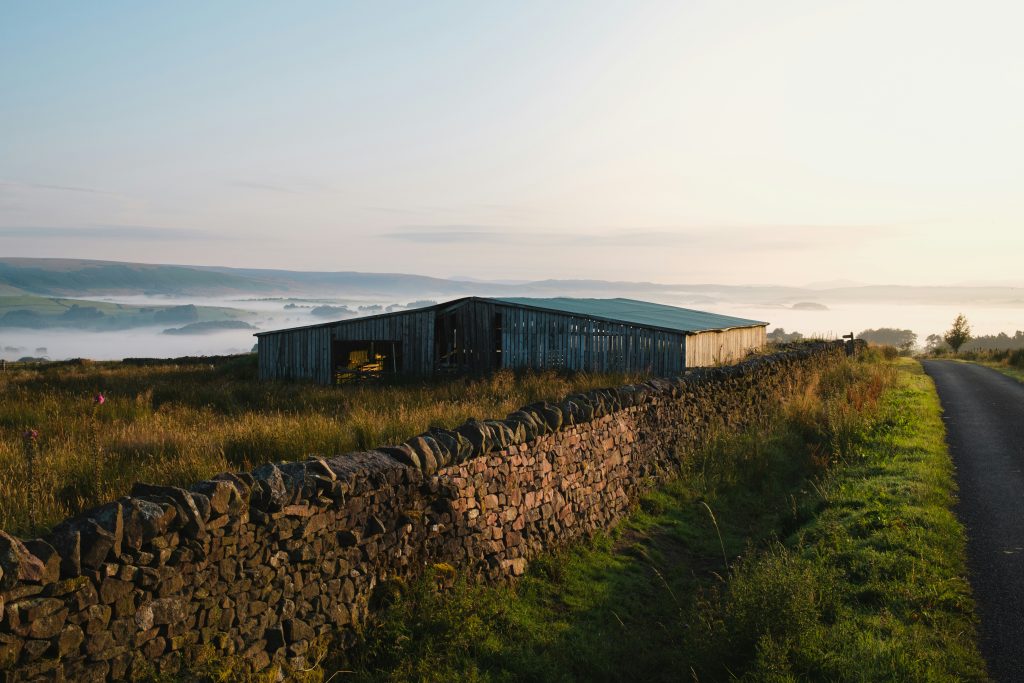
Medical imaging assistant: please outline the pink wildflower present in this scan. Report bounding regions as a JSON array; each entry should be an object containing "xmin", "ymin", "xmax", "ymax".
[{"xmin": 95, "ymin": 393, "xmax": 106, "ymax": 405}]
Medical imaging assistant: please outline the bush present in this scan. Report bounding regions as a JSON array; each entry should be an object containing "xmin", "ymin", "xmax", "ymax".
[
  {"xmin": 690, "ymin": 546, "xmax": 835, "ymax": 679},
  {"xmin": 878, "ymin": 345, "xmax": 899, "ymax": 361}
]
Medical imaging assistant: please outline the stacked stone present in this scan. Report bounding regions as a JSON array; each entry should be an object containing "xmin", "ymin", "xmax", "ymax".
[{"xmin": 0, "ymin": 341, "xmax": 846, "ymax": 681}]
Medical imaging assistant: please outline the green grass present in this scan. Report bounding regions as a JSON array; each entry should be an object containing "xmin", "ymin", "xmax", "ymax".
[
  {"xmin": 972, "ymin": 361, "xmax": 1024, "ymax": 385},
  {"xmin": 697, "ymin": 359, "xmax": 985, "ymax": 680},
  {"xmin": 0, "ymin": 357, "xmax": 645, "ymax": 536},
  {"xmin": 305, "ymin": 357, "xmax": 986, "ymax": 683},
  {"xmin": 927, "ymin": 348, "xmax": 1024, "ymax": 385},
  {"xmin": 0, "ymin": 294, "xmax": 249, "ymax": 331}
]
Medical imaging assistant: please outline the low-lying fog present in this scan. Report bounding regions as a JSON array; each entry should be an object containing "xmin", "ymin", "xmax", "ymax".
[{"xmin": 1, "ymin": 294, "xmax": 1021, "ymax": 362}]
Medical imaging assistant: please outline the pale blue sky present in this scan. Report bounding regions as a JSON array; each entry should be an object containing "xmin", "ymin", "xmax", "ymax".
[{"xmin": 2, "ymin": 1, "xmax": 1023, "ymax": 285}]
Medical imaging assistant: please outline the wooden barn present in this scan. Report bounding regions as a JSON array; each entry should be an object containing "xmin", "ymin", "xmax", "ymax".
[{"xmin": 256, "ymin": 297, "xmax": 768, "ymax": 384}]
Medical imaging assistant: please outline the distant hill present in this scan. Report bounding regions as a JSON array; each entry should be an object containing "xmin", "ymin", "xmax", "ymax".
[
  {"xmin": 0, "ymin": 258, "xmax": 272, "ymax": 296},
  {"xmin": 2, "ymin": 257, "xmax": 1023, "ymax": 308},
  {"xmin": 195, "ymin": 265, "xmax": 494, "ymax": 297},
  {"xmin": 0, "ymin": 295, "xmax": 250, "ymax": 331},
  {"xmin": 162, "ymin": 320, "xmax": 258, "ymax": 335}
]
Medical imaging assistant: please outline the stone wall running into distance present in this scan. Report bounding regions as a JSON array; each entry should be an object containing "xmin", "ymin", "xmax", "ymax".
[{"xmin": 0, "ymin": 342, "xmax": 847, "ymax": 681}]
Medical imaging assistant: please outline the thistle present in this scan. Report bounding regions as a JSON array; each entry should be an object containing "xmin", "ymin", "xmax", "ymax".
[
  {"xmin": 22, "ymin": 428, "xmax": 40, "ymax": 528},
  {"xmin": 92, "ymin": 392, "xmax": 106, "ymax": 499}
]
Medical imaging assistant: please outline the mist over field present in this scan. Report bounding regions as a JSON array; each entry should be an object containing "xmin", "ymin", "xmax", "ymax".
[{"xmin": 1, "ymin": 259, "xmax": 1021, "ymax": 361}]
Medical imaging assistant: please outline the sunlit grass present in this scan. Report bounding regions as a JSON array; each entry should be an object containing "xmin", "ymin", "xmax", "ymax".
[
  {"xmin": 0, "ymin": 355, "xmax": 644, "ymax": 536},
  {"xmin": 309, "ymin": 356, "xmax": 985, "ymax": 683}
]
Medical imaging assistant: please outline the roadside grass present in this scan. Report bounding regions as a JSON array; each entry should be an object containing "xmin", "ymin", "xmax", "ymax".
[
  {"xmin": 326, "ymin": 357, "xmax": 985, "ymax": 682},
  {"xmin": 929, "ymin": 348, "xmax": 1024, "ymax": 385},
  {"xmin": 0, "ymin": 356, "xmax": 643, "ymax": 536},
  {"xmin": 973, "ymin": 361, "xmax": 1024, "ymax": 385}
]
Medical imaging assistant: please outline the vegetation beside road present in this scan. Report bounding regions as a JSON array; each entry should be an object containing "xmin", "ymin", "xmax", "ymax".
[
  {"xmin": 2, "ymin": 351, "xmax": 986, "ymax": 681},
  {"xmin": 322, "ymin": 356, "xmax": 984, "ymax": 682},
  {"xmin": 960, "ymin": 349, "xmax": 1024, "ymax": 385},
  {"xmin": 0, "ymin": 356, "xmax": 642, "ymax": 537}
]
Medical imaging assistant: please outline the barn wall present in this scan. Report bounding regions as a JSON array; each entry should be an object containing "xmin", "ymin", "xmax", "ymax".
[
  {"xmin": 685, "ymin": 325, "xmax": 767, "ymax": 367},
  {"xmin": 257, "ymin": 301, "xmax": 765, "ymax": 383},
  {"xmin": 257, "ymin": 326, "xmax": 332, "ymax": 384},
  {"xmin": 258, "ymin": 309, "xmax": 438, "ymax": 382},
  {"xmin": 434, "ymin": 300, "xmax": 496, "ymax": 375},
  {"xmin": 329, "ymin": 309, "xmax": 436, "ymax": 376},
  {"xmin": 492, "ymin": 303, "xmax": 687, "ymax": 376}
]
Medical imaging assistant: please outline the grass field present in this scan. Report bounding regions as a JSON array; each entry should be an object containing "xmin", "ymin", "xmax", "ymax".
[
  {"xmin": 0, "ymin": 356, "xmax": 644, "ymax": 537},
  {"xmin": 0, "ymin": 294, "xmax": 249, "ymax": 332},
  {"xmin": 297, "ymin": 356, "xmax": 984, "ymax": 683}
]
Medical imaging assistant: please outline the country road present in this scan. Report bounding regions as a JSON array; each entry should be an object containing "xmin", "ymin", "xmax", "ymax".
[{"xmin": 923, "ymin": 360, "xmax": 1024, "ymax": 682}]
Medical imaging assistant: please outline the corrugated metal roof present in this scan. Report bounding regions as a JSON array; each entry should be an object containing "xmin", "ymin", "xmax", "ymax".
[
  {"xmin": 493, "ymin": 297, "xmax": 766, "ymax": 333},
  {"xmin": 256, "ymin": 296, "xmax": 768, "ymax": 337}
]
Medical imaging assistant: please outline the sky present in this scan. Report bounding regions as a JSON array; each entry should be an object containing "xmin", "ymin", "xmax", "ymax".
[{"xmin": 2, "ymin": 1, "xmax": 1023, "ymax": 286}]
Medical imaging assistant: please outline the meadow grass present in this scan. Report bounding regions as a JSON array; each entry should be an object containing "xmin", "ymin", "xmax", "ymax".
[
  {"xmin": 0, "ymin": 355, "xmax": 644, "ymax": 537},
  {"xmin": 301, "ymin": 355, "xmax": 986, "ymax": 683}
]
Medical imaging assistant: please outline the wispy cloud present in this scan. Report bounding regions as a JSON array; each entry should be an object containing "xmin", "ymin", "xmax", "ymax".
[
  {"xmin": 383, "ymin": 227, "xmax": 510, "ymax": 243},
  {"xmin": 382, "ymin": 225, "xmax": 892, "ymax": 250},
  {"xmin": 0, "ymin": 180, "xmax": 116, "ymax": 195},
  {"xmin": 229, "ymin": 178, "xmax": 341, "ymax": 195},
  {"xmin": 0, "ymin": 225, "xmax": 217, "ymax": 240},
  {"xmin": 229, "ymin": 181, "xmax": 302, "ymax": 194}
]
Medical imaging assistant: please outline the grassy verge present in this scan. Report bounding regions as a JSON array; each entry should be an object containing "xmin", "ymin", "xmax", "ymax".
[
  {"xmin": 973, "ymin": 361, "xmax": 1024, "ymax": 385},
  {"xmin": 0, "ymin": 357, "xmax": 644, "ymax": 536},
  {"xmin": 927, "ymin": 348, "xmax": 1024, "ymax": 385},
  {"xmin": 309, "ymin": 357, "xmax": 985, "ymax": 682}
]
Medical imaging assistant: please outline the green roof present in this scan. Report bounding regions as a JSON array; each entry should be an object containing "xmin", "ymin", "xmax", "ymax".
[{"xmin": 493, "ymin": 297, "xmax": 766, "ymax": 334}]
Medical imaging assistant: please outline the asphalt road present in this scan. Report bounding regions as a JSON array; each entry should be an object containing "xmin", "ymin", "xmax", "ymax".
[{"xmin": 923, "ymin": 360, "xmax": 1024, "ymax": 682}]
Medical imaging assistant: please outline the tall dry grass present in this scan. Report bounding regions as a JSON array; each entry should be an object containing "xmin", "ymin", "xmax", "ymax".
[{"xmin": 0, "ymin": 356, "xmax": 645, "ymax": 537}]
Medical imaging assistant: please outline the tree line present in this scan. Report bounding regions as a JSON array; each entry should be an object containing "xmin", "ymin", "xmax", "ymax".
[{"xmin": 768, "ymin": 314, "xmax": 1019, "ymax": 355}]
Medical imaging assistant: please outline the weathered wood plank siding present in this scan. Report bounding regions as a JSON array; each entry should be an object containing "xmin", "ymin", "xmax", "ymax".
[
  {"xmin": 330, "ymin": 309, "xmax": 436, "ymax": 375},
  {"xmin": 491, "ymin": 302, "xmax": 687, "ymax": 376},
  {"xmin": 257, "ymin": 326, "xmax": 332, "ymax": 383},
  {"xmin": 685, "ymin": 325, "xmax": 767, "ymax": 367},
  {"xmin": 257, "ymin": 297, "xmax": 766, "ymax": 383},
  {"xmin": 258, "ymin": 309, "xmax": 436, "ymax": 381}
]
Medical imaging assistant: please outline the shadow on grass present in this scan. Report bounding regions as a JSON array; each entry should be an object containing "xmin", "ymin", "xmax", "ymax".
[{"xmin": 339, "ymin": 426, "xmax": 822, "ymax": 683}]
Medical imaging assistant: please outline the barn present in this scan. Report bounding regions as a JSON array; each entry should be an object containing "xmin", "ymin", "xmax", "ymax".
[{"xmin": 256, "ymin": 297, "xmax": 768, "ymax": 384}]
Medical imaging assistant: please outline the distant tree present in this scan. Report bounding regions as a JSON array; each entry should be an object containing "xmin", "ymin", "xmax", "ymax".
[
  {"xmin": 310, "ymin": 305, "xmax": 356, "ymax": 319},
  {"xmin": 767, "ymin": 327, "xmax": 803, "ymax": 343},
  {"xmin": 154, "ymin": 304, "xmax": 199, "ymax": 324},
  {"xmin": 925, "ymin": 334, "xmax": 948, "ymax": 353},
  {"xmin": 858, "ymin": 328, "xmax": 917, "ymax": 351},
  {"xmin": 944, "ymin": 314, "xmax": 971, "ymax": 354},
  {"xmin": 961, "ymin": 330, "xmax": 1024, "ymax": 352}
]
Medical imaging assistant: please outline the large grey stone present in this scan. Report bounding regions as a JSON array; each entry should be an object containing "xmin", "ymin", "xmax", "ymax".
[
  {"xmin": 122, "ymin": 497, "xmax": 177, "ymax": 549},
  {"xmin": 0, "ymin": 531, "xmax": 47, "ymax": 589},
  {"xmin": 252, "ymin": 463, "xmax": 288, "ymax": 510},
  {"xmin": 131, "ymin": 483, "xmax": 205, "ymax": 538},
  {"xmin": 190, "ymin": 479, "xmax": 240, "ymax": 516}
]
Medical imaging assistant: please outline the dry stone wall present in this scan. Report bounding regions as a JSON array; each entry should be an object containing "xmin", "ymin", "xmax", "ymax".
[{"xmin": 0, "ymin": 342, "xmax": 845, "ymax": 682}]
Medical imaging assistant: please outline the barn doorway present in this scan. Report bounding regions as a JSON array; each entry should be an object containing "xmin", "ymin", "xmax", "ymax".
[
  {"xmin": 433, "ymin": 308, "xmax": 503, "ymax": 374},
  {"xmin": 332, "ymin": 340, "xmax": 402, "ymax": 384},
  {"xmin": 434, "ymin": 310, "xmax": 462, "ymax": 373}
]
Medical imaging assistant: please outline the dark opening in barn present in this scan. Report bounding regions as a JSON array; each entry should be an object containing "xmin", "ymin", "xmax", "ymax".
[{"xmin": 332, "ymin": 340, "xmax": 402, "ymax": 383}]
